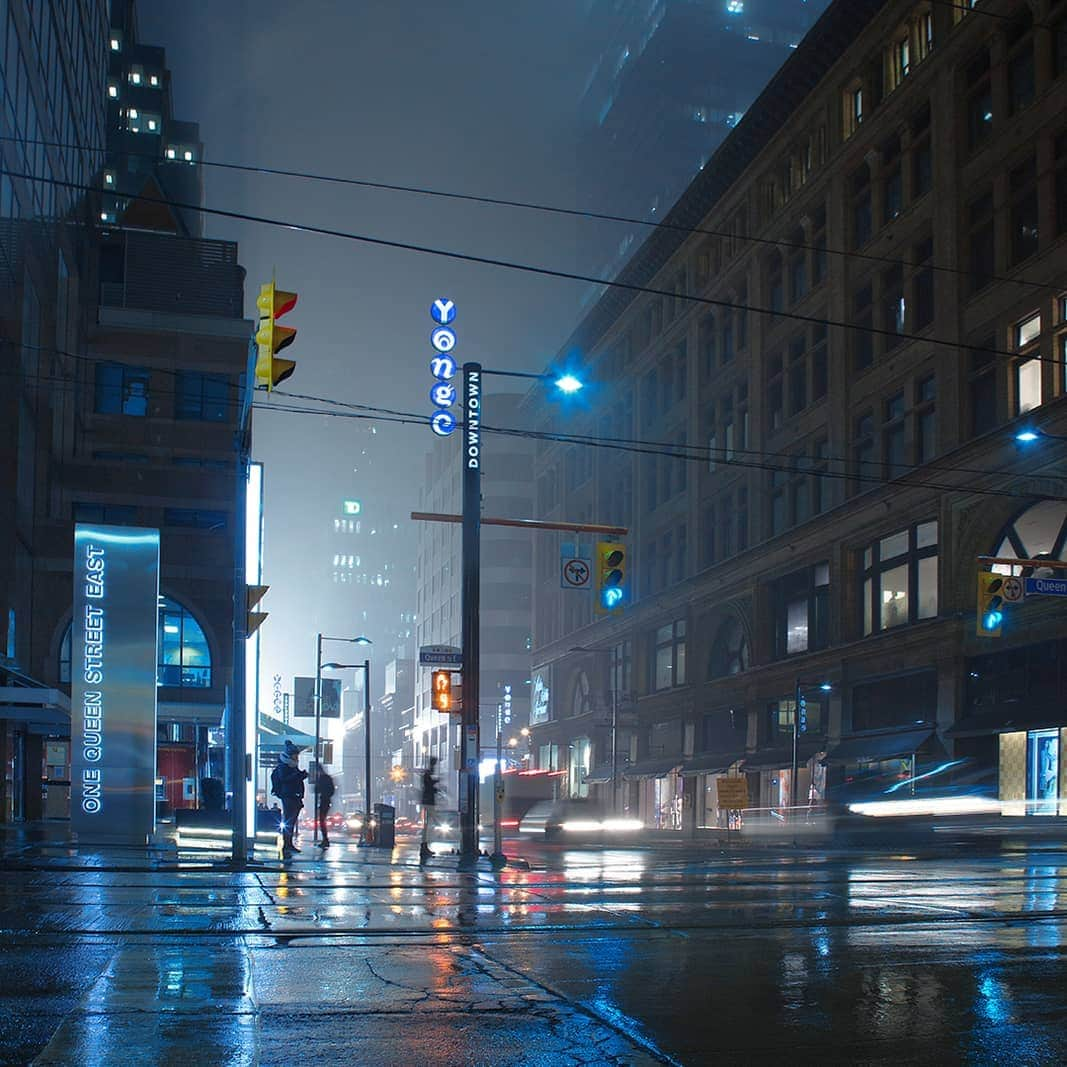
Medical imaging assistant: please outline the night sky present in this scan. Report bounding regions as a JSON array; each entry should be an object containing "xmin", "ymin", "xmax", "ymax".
[{"xmin": 137, "ymin": 1, "xmax": 822, "ymax": 698}]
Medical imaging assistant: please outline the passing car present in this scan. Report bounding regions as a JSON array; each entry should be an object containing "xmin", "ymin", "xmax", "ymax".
[{"xmin": 519, "ymin": 799, "xmax": 643, "ymax": 841}]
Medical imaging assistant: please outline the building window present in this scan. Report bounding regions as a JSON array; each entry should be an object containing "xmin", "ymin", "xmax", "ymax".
[
  {"xmin": 175, "ymin": 372, "xmax": 228, "ymax": 421},
  {"xmin": 767, "ymin": 696, "xmax": 824, "ymax": 741},
  {"xmin": 811, "ymin": 206, "xmax": 827, "ymax": 285},
  {"xmin": 773, "ymin": 562, "xmax": 830, "ymax": 658},
  {"xmin": 883, "ymin": 265, "xmax": 905, "ymax": 350},
  {"xmin": 1010, "ymin": 157, "xmax": 1039, "ymax": 265},
  {"xmin": 862, "ymin": 521, "xmax": 939, "ymax": 636},
  {"xmin": 883, "ymin": 135, "xmax": 903, "ymax": 222},
  {"xmin": 883, "ymin": 391, "xmax": 908, "ymax": 478},
  {"xmin": 94, "ymin": 362, "xmax": 150, "ymax": 416},
  {"xmin": 652, "ymin": 620, "xmax": 687, "ymax": 691},
  {"xmin": 992, "ymin": 501, "xmax": 1067, "ymax": 570},
  {"xmin": 850, "ymin": 163, "xmax": 872, "ymax": 248},
  {"xmin": 788, "ymin": 232, "xmax": 807, "ymax": 304},
  {"xmin": 787, "ymin": 334, "xmax": 807, "ymax": 416},
  {"xmin": 853, "ymin": 284, "xmax": 874, "ymax": 371},
  {"xmin": 969, "ymin": 337, "xmax": 997, "ymax": 436},
  {"xmin": 1056, "ymin": 131, "xmax": 1067, "ymax": 237},
  {"xmin": 852, "ymin": 411, "xmax": 875, "ymax": 494},
  {"xmin": 916, "ymin": 375, "xmax": 937, "ymax": 462},
  {"xmin": 1007, "ymin": 12, "xmax": 1035, "ymax": 114},
  {"xmin": 886, "ymin": 32, "xmax": 910, "ymax": 92},
  {"xmin": 967, "ymin": 190, "xmax": 995, "ymax": 294},
  {"xmin": 967, "ymin": 51, "xmax": 993, "ymax": 151},
  {"xmin": 766, "ymin": 350, "xmax": 784, "ymax": 430},
  {"xmin": 1014, "ymin": 311, "xmax": 1042, "ymax": 415},
  {"xmin": 843, "ymin": 81, "xmax": 863, "ymax": 139},
  {"xmin": 912, "ymin": 238, "xmax": 934, "ymax": 330},
  {"xmin": 912, "ymin": 104, "xmax": 932, "ymax": 199},
  {"xmin": 699, "ymin": 313, "xmax": 717, "ymax": 378},
  {"xmin": 72, "ymin": 502, "xmax": 137, "ymax": 525},
  {"xmin": 164, "ymin": 508, "xmax": 228, "ymax": 531},
  {"xmin": 709, "ymin": 616, "xmax": 749, "ymax": 679},
  {"xmin": 59, "ymin": 595, "xmax": 212, "ymax": 689}
]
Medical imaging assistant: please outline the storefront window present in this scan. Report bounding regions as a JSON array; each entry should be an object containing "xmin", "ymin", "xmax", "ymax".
[{"xmin": 570, "ymin": 737, "xmax": 591, "ymax": 798}]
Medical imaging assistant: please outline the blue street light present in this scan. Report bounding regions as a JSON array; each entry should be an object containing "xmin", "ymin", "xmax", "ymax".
[
  {"xmin": 820, "ymin": 682, "xmax": 832, "ymax": 692},
  {"xmin": 555, "ymin": 374, "xmax": 583, "ymax": 394},
  {"xmin": 1016, "ymin": 430, "xmax": 1040, "ymax": 443}
]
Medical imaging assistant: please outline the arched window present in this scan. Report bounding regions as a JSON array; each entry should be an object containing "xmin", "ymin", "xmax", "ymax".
[
  {"xmin": 992, "ymin": 502, "xmax": 1067, "ymax": 574},
  {"xmin": 58, "ymin": 595, "xmax": 212, "ymax": 689},
  {"xmin": 709, "ymin": 616, "xmax": 750, "ymax": 680}
]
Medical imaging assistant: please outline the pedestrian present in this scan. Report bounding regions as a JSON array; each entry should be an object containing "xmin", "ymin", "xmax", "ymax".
[
  {"xmin": 271, "ymin": 739, "xmax": 308, "ymax": 856},
  {"xmin": 419, "ymin": 756, "xmax": 441, "ymax": 863},
  {"xmin": 313, "ymin": 761, "xmax": 336, "ymax": 848}
]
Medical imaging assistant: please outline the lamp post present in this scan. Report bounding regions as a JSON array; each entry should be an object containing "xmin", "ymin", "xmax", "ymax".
[
  {"xmin": 314, "ymin": 634, "xmax": 371, "ymax": 845},
  {"xmin": 790, "ymin": 680, "xmax": 832, "ymax": 812},
  {"xmin": 569, "ymin": 645, "xmax": 619, "ymax": 813},
  {"xmin": 457, "ymin": 363, "xmax": 583, "ymax": 868}
]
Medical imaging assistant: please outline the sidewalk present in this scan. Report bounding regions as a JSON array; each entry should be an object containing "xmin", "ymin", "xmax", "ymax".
[{"xmin": 0, "ymin": 828, "xmax": 665, "ymax": 1065}]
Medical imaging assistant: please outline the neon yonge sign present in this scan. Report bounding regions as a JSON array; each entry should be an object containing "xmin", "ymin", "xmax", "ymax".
[{"xmin": 428, "ymin": 298, "xmax": 458, "ymax": 436}]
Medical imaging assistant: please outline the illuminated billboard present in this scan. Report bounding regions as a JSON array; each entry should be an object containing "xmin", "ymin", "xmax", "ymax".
[{"xmin": 71, "ymin": 524, "xmax": 160, "ymax": 844}]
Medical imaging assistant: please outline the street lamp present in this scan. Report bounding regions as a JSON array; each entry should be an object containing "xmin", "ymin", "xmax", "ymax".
[
  {"xmin": 314, "ymin": 634, "xmax": 371, "ymax": 845},
  {"xmin": 457, "ymin": 362, "xmax": 583, "ymax": 868},
  {"xmin": 1016, "ymin": 428, "xmax": 1067, "ymax": 443},
  {"xmin": 790, "ymin": 679, "xmax": 832, "ymax": 812},
  {"xmin": 569, "ymin": 645, "xmax": 619, "ymax": 813}
]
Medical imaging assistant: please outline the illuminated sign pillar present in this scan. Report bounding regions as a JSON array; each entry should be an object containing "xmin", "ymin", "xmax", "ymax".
[{"xmin": 71, "ymin": 524, "xmax": 160, "ymax": 845}]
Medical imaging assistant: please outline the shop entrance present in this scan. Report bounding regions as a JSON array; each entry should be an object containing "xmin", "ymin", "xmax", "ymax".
[{"xmin": 1027, "ymin": 729, "xmax": 1059, "ymax": 816}]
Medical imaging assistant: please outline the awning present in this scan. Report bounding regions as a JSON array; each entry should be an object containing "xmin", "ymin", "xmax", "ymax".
[
  {"xmin": 742, "ymin": 740, "xmax": 824, "ymax": 771},
  {"xmin": 583, "ymin": 764, "xmax": 616, "ymax": 785},
  {"xmin": 622, "ymin": 756, "xmax": 683, "ymax": 780},
  {"xmin": 823, "ymin": 725, "xmax": 936, "ymax": 766},
  {"xmin": 158, "ymin": 700, "xmax": 225, "ymax": 727},
  {"xmin": 680, "ymin": 752, "xmax": 744, "ymax": 778},
  {"xmin": 0, "ymin": 685, "xmax": 70, "ymax": 729},
  {"xmin": 948, "ymin": 708, "xmax": 1066, "ymax": 737},
  {"xmin": 258, "ymin": 712, "xmax": 316, "ymax": 753}
]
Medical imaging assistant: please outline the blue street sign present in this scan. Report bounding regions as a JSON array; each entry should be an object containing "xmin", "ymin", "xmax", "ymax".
[
  {"xmin": 431, "ymin": 326, "xmax": 457, "ymax": 353},
  {"xmin": 430, "ymin": 298, "xmax": 456, "ymax": 325},
  {"xmin": 430, "ymin": 410, "xmax": 456, "ymax": 437},
  {"xmin": 430, "ymin": 382, "xmax": 456, "ymax": 408},
  {"xmin": 1024, "ymin": 577, "xmax": 1067, "ymax": 597}
]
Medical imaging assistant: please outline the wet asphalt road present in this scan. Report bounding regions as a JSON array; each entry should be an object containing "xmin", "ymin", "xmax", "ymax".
[{"xmin": 2, "ymin": 830, "xmax": 1067, "ymax": 1065}]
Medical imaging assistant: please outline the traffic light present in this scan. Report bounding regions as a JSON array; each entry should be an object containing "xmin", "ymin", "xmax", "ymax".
[
  {"xmin": 432, "ymin": 670, "xmax": 453, "ymax": 713},
  {"xmin": 246, "ymin": 584, "xmax": 269, "ymax": 637},
  {"xmin": 254, "ymin": 281, "xmax": 297, "ymax": 391},
  {"xmin": 595, "ymin": 541, "xmax": 627, "ymax": 615},
  {"xmin": 977, "ymin": 572, "xmax": 1004, "ymax": 637}
]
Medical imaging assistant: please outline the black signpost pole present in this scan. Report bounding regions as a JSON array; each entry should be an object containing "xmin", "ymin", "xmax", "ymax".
[{"xmin": 459, "ymin": 362, "xmax": 482, "ymax": 869}]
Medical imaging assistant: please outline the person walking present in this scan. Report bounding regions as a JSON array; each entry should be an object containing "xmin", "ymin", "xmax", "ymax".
[
  {"xmin": 313, "ymin": 762, "xmax": 336, "ymax": 848},
  {"xmin": 419, "ymin": 756, "xmax": 441, "ymax": 864},
  {"xmin": 271, "ymin": 740, "xmax": 308, "ymax": 857}
]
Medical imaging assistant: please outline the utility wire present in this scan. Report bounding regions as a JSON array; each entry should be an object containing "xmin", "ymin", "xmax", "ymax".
[
  {"xmin": 1, "ymin": 168, "xmax": 1060, "ymax": 370},
  {"xmin": 255, "ymin": 397, "xmax": 1063, "ymax": 504},
  {"xmin": 0, "ymin": 133, "xmax": 1057, "ymax": 296}
]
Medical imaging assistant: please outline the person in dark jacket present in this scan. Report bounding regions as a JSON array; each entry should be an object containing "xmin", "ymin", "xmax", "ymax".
[
  {"xmin": 312, "ymin": 762, "xmax": 336, "ymax": 848},
  {"xmin": 419, "ymin": 756, "xmax": 441, "ymax": 863},
  {"xmin": 271, "ymin": 740, "xmax": 308, "ymax": 856}
]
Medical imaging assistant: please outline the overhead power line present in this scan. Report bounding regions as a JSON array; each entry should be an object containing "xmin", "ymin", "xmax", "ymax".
[
  {"xmin": 0, "ymin": 133, "xmax": 1057, "ymax": 297},
  {"xmin": 1, "ymin": 168, "xmax": 1059, "ymax": 371}
]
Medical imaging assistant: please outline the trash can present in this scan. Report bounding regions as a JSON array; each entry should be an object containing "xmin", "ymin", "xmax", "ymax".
[{"xmin": 372, "ymin": 803, "xmax": 395, "ymax": 848}]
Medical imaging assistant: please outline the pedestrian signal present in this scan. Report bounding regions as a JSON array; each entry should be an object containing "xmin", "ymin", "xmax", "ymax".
[
  {"xmin": 595, "ymin": 541, "xmax": 627, "ymax": 615},
  {"xmin": 432, "ymin": 670, "xmax": 454, "ymax": 713}
]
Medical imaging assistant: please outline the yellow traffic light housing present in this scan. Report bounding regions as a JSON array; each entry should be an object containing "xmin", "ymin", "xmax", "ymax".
[
  {"xmin": 595, "ymin": 541, "xmax": 627, "ymax": 615},
  {"xmin": 246, "ymin": 583, "xmax": 269, "ymax": 637},
  {"xmin": 976, "ymin": 572, "xmax": 1004, "ymax": 637},
  {"xmin": 254, "ymin": 281, "xmax": 297, "ymax": 391}
]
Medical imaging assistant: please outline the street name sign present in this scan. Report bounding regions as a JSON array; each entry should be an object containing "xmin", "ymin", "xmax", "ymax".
[
  {"xmin": 1025, "ymin": 577, "xmax": 1067, "ymax": 597},
  {"xmin": 420, "ymin": 644, "xmax": 463, "ymax": 667}
]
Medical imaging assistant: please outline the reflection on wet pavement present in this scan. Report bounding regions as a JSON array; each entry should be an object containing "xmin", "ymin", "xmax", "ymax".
[{"xmin": 3, "ymin": 832, "xmax": 1067, "ymax": 1064}]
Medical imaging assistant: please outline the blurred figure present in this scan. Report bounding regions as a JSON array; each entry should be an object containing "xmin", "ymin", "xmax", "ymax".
[
  {"xmin": 313, "ymin": 761, "xmax": 336, "ymax": 848},
  {"xmin": 420, "ymin": 756, "xmax": 441, "ymax": 864},
  {"xmin": 271, "ymin": 740, "xmax": 308, "ymax": 856}
]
